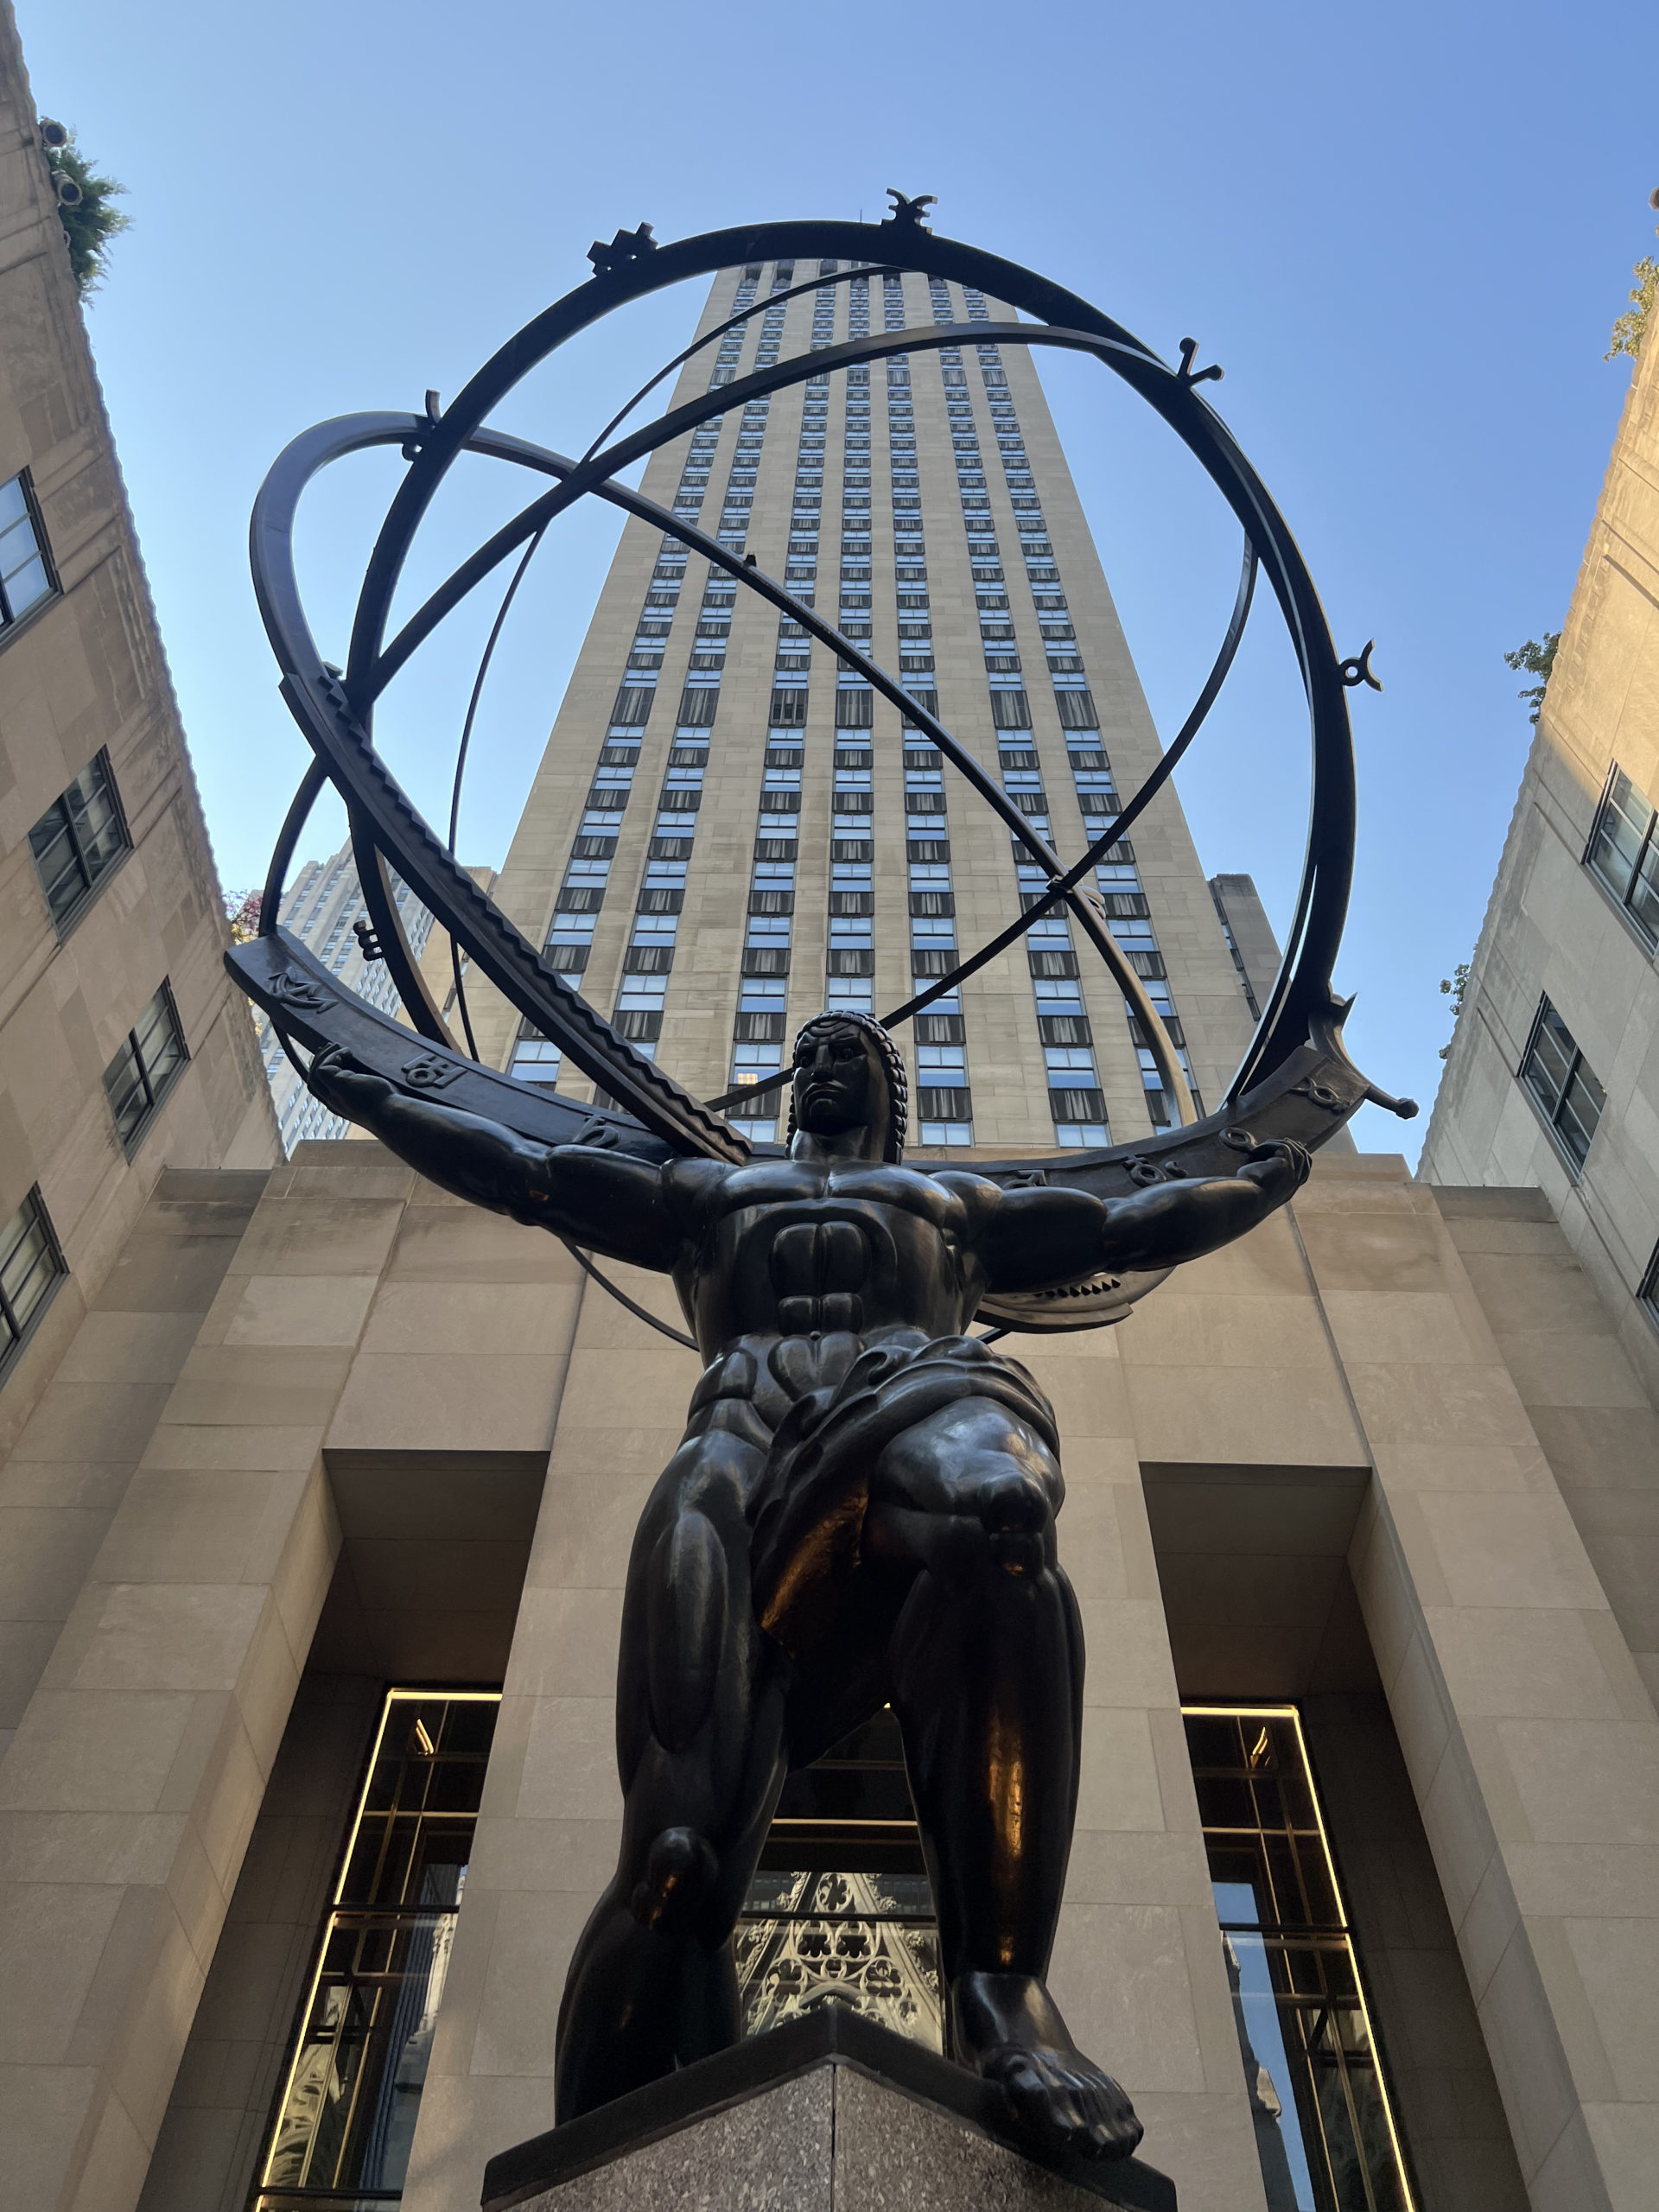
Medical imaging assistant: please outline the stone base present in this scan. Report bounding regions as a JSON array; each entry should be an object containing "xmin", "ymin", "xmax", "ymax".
[{"xmin": 480, "ymin": 2008, "xmax": 1176, "ymax": 2211}]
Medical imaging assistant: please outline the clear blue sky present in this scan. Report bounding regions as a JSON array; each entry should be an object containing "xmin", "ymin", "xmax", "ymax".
[{"xmin": 16, "ymin": 0, "xmax": 1657, "ymax": 1154}]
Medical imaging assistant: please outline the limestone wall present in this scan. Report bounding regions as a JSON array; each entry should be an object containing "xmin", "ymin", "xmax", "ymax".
[{"xmin": 3, "ymin": 1147, "xmax": 1657, "ymax": 2211}]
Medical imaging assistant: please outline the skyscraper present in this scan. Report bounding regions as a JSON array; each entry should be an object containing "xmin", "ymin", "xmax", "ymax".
[
  {"xmin": 473, "ymin": 258, "xmax": 1259, "ymax": 1149},
  {"xmin": 252, "ymin": 842, "xmax": 438, "ymax": 1151}
]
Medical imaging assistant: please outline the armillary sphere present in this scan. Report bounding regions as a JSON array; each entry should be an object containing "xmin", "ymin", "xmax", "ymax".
[{"xmin": 228, "ymin": 200, "xmax": 1415, "ymax": 1348}]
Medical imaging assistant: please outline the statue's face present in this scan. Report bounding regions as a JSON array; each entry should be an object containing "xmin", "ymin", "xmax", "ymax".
[{"xmin": 791, "ymin": 1023, "xmax": 887, "ymax": 1140}]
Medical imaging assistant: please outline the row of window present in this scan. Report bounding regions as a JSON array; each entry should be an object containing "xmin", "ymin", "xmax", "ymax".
[
  {"xmin": 1498, "ymin": 767, "xmax": 1659, "ymax": 1330},
  {"xmin": 1516, "ymin": 991, "xmax": 1659, "ymax": 1332},
  {"xmin": 2, "ymin": 482, "xmax": 187, "ymax": 1387},
  {"xmin": 925, "ymin": 320, "xmax": 1109, "ymax": 1146},
  {"xmin": 927, "ymin": 304, "xmax": 1206, "ymax": 1140},
  {"xmin": 1, "ymin": 976, "xmax": 189, "ymax": 1389}
]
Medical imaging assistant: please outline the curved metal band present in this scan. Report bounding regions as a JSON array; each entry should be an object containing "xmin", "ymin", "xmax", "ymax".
[
  {"xmin": 255, "ymin": 399, "xmax": 1196, "ymax": 1130},
  {"xmin": 237, "ymin": 213, "xmax": 1389, "ymax": 1265},
  {"xmin": 334, "ymin": 218, "xmax": 1355, "ymax": 1109}
]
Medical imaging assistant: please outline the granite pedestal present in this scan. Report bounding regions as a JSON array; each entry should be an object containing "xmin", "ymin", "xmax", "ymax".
[{"xmin": 480, "ymin": 2009, "xmax": 1176, "ymax": 2212}]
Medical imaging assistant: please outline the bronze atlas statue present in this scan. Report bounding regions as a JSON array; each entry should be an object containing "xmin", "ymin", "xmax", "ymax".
[{"xmin": 228, "ymin": 199, "xmax": 1413, "ymax": 2176}]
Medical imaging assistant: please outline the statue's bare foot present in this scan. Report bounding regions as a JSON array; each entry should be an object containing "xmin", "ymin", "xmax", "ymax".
[{"xmin": 950, "ymin": 1971, "xmax": 1144, "ymax": 2161}]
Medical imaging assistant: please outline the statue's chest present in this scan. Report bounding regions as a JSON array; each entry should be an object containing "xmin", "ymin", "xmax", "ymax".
[
  {"xmin": 719, "ymin": 1191, "xmax": 958, "ymax": 1335},
  {"xmin": 764, "ymin": 1216, "xmax": 881, "ymax": 1332}
]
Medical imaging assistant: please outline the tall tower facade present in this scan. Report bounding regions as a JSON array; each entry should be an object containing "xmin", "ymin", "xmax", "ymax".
[{"xmin": 474, "ymin": 258, "xmax": 1258, "ymax": 1147}]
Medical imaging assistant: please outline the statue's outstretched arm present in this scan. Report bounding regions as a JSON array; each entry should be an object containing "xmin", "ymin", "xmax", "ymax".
[
  {"xmin": 973, "ymin": 1140, "xmax": 1311, "ymax": 1293},
  {"xmin": 305, "ymin": 1047, "xmax": 681, "ymax": 1269}
]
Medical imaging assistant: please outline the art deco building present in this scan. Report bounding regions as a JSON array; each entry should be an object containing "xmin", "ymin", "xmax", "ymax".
[
  {"xmin": 4, "ymin": 45, "xmax": 1659, "ymax": 2210},
  {"xmin": 469, "ymin": 257, "xmax": 1259, "ymax": 1145}
]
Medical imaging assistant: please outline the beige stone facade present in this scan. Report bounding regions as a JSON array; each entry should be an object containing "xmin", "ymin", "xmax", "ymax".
[
  {"xmin": 1420, "ymin": 331, "xmax": 1659, "ymax": 1408},
  {"xmin": 0, "ymin": 3, "xmax": 276, "ymax": 1763},
  {"xmin": 0, "ymin": 1142, "xmax": 1654, "ymax": 2211}
]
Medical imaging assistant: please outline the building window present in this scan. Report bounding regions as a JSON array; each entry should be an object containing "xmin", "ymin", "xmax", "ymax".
[
  {"xmin": 1586, "ymin": 766, "xmax": 1659, "ymax": 945},
  {"xmin": 509, "ymin": 1025, "xmax": 562, "ymax": 1089},
  {"xmin": 0, "ymin": 470, "xmax": 56, "ymax": 632},
  {"xmin": 1185, "ymin": 1707, "xmax": 1414, "ymax": 2212},
  {"xmin": 1640, "ymin": 1242, "xmax": 1659, "ymax": 1333},
  {"xmin": 27, "ymin": 749, "xmax": 130, "ymax": 932},
  {"xmin": 101, "ymin": 981, "xmax": 188, "ymax": 1155},
  {"xmin": 254, "ymin": 1690, "xmax": 500, "ymax": 2212},
  {"xmin": 1519, "ymin": 995, "xmax": 1605, "ymax": 1173},
  {"xmin": 0, "ymin": 1185, "xmax": 67, "ymax": 1386}
]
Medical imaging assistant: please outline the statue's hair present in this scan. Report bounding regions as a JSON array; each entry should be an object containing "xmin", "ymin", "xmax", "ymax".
[{"xmin": 786, "ymin": 1011, "xmax": 908, "ymax": 1162}]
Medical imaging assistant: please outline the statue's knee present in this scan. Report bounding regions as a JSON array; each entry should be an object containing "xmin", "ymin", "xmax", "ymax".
[
  {"xmin": 630, "ymin": 1825, "xmax": 717, "ymax": 1932},
  {"xmin": 977, "ymin": 1470, "xmax": 1053, "ymax": 1577}
]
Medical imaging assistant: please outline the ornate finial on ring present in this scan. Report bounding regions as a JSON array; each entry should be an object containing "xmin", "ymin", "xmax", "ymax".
[
  {"xmin": 1177, "ymin": 337, "xmax": 1224, "ymax": 386},
  {"xmin": 588, "ymin": 223, "xmax": 658, "ymax": 276},
  {"xmin": 885, "ymin": 190, "xmax": 937, "ymax": 231},
  {"xmin": 1339, "ymin": 640, "xmax": 1382, "ymax": 691}
]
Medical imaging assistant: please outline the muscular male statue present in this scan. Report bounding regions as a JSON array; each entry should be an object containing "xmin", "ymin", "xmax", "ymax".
[{"xmin": 308, "ymin": 1012, "xmax": 1308, "ymax": 2162}]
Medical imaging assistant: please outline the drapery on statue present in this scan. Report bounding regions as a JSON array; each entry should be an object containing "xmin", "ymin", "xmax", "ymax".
[{"xmin": 307, "ymin": 1010, "xmax": 1309, "ymax": 2164}]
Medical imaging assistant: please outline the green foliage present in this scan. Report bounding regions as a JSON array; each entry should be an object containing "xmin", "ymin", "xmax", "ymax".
[
  {"xmin": 44, "ymin": 129, "xmax": 129, "ymax": 293},
  {"xmin": 1438, "ymin": 961, "xmax": 1470, "ymax": 1062},
  {"xmin": 1607, "ymin": 225, "xmax": 1658, "ymax": 362},
  {"xmin": 1503, "ymin": 632, "xmax": 1560, "ymax": 727}
]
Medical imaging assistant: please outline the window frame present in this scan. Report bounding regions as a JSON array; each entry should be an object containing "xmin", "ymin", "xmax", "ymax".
[
  {"xmin": 1517, "ymin": 995, "xmax": 1605, "ymax": 1175},
  {"xmin": 101, "ymin": 979, "xmax": 190, "ymax": 1158},
  {"xmin": 0, "ymin": 467, "xmax": 60, "ymax": 639},
  {"xmin": 1584, "ymin": 762, "xmax": 1659, "ymax": 950},
  {"xmin": 0, "ymin": 1184, "xmax": 68, "ymax": 1388},
  {"xmin": 27, "ymin": 747, "xmax": 132, "ymax": 938}
]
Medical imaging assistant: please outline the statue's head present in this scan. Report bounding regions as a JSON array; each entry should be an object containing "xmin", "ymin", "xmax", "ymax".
[{"xmin": 786, "ymin": 1012, "xmax": 908, "ymax": 1162}]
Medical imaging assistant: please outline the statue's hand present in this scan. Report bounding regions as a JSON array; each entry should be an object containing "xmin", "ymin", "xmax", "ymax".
[
  {"xmin": 1236, "ymin": 1136, "xmax": 1312, "ymax": 1205},
  {"xmin": 308, "ymin": 1045, "xmax": 396, "ymax": 1125}
]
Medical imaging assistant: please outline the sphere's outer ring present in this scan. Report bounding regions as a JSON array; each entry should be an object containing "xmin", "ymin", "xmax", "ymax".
[
  {"xmin": 334, "ymin": 217, "xmax": 1357, "ymax": 1103},
  {"xmin": 230, "ymin": 213, "xmax": 1397, "ymax": 1301}
]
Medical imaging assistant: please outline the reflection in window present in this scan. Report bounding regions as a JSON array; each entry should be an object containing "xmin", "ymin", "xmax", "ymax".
[
  {"xmin": 509, "ymin": 1022, "xmax": 562, "ymax": 1090},
  {"xmin": 739, "ymin": 1708, "xmax": 942, "ymax": 2047},
  {"xmin": 1185, "ymin": 1707, "xmax": 1414, "ymax": 2212},
  {"xmin": 101, "ymin": 980, "xmax": 188, "ymax": 1154},
  {"xmin": 0, "ymin": 1185, "xmax": 67, "ymax": 1386},
  {"xmin": 0, "ymin": 470, "xmax": 55, "ymax": 631},
  {"xmin": 28, "ymin": 749, "xmax": 129, "ymax": 932},
  {"xmin": 255, "ymin": 1689, "xmax": 499, "ymax": 2211},
  {"xmin": 1586, "ymin": 766, "xmax": 1659, "ymax": 945}
]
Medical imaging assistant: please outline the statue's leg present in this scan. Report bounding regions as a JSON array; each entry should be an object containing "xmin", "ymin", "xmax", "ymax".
[
  {"xmin": 868, "ymin": 1395, "xmax": 1143, "ymax": 2161},
  {"xmin": 554, "ymin": 1427, "xmax": 786, "ymax": 2120}
]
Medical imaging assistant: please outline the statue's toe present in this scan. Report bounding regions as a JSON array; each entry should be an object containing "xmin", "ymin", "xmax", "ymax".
[{"xmin": 986, "ymin": 2047, "xmax": 1142, "ymax": 2161}]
